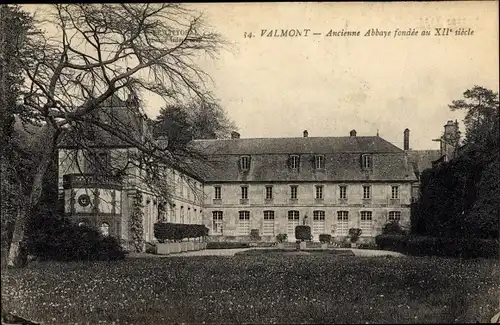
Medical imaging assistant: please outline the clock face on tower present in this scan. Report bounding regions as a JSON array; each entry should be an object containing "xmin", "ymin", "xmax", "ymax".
[{"xmin": 78, "ymin": 194, "xmax": 91, "ymax": 207}]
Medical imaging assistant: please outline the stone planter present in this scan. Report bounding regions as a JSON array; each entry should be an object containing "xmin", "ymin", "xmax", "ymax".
[
  {"xmin": 277, "ymin": 243, "xmax": 285, "ymax": 249},
  {"xmin": 187, "ymin": 242, "xmax": 195, "ymax": 251},
  {"xmin": 299, "ymin": 241, "xmax": 307, "ymax": 250},
  {"xmin": 351, "ymin": 242, "xmax": 358, "ymax": 249},
  {"xmin": 156, "ymin": 243, "xmax": 170, "ymax": 255},
  {"xmin": 321, "ymin": 243, "xmax": 328, "ymax": 249},
  {"xmin": 169, "ymin": 242, "xmax": 181, "ymax": 254}
]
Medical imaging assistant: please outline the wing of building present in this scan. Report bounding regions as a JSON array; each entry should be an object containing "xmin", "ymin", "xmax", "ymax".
[
  {"xmin": 57, "ymin": 97, "xmax": 458, "ymax": 248},
  {"xmin": 192, "ymin": 130, "xmax": 417, "ymax": 243}
]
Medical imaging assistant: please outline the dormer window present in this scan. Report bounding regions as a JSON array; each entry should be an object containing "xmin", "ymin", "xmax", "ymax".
[
  {"xmin": 315, "ymin": 155, "xmax": 325, "ymax": 169},
  {"xmin": 362, "ymin": 154, "xmax": 373, "ymax": 169},
  {"xmin": 289, "ymin": 155, "xmax": 299, "ymax": 169},
  {"xmin": 240, "ymin": 155, "xmax": 250, "ymax": 170}
]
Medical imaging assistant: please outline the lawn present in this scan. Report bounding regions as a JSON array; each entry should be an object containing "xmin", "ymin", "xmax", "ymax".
[{"xmin": 1, "ymin": 254, "xmax": 499, "ymax": 324}]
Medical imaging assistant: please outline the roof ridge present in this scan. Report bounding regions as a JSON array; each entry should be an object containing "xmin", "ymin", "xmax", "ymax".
[{"xmin": 192, "ymin": 135, "xmax": 382, "ymax": 141}]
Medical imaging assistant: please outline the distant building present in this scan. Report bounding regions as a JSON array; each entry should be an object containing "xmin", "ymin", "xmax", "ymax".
[{"xmin": 405, "ymin": 120, "xmax": 460, "ymax": 200}]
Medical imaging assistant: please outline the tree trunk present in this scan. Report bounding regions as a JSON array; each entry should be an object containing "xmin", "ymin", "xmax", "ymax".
[{"xmin": 7, "ymin": 125, "xmax": 56, "ymax": 268}]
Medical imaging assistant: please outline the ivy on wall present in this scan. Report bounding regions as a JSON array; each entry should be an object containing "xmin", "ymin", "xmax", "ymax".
[{"xmin": 129, "ymin": 191, "xmax": 144, "ymax": 252}]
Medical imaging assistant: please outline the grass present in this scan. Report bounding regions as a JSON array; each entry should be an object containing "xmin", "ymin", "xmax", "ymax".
[
  {"xmin": 234, "ymin": 248, "xmax": 355, "ymax": 256},
  {"xmin": 1, "ymin": 255, "xmax": 499, "ymax": 324}
]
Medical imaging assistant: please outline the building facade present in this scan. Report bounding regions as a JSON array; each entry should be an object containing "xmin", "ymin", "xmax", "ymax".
[
  {"xmin": 58, "ymin": 95, "xmax": 203, "ymax": 249},
  {"xmin": 196, "ymin": 130, "xmax": 417, "ymax": 244}
]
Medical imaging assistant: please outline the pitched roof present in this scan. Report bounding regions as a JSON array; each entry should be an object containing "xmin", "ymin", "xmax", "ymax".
[
  {"xmin": 191, "ymin": 136, "xmax": 404, "ymax": 155},
  {"xmin": 191, "ymin": 136, "xmax": 416, "ymax": 183},
  {"xmin": 406, "ymin": 149, "xmax": 442, "ymax": 175},
  {"xmin": 201, "ymin": 152, "xmax": 417, "ymax": 182}
]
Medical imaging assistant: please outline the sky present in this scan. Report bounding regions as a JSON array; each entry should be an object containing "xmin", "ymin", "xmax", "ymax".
[{"xmin": 24, "ymin": 2, "xmax": 499, "ymax": 150}]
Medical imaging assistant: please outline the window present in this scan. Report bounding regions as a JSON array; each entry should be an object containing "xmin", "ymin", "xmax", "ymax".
[
  {"xmin": 315, "ymin": 155, "xmax": 325, "ymax": 169},
  {"xmin": 100, "ymin": 222, "xmax": 110, "ymax": 237},
  {"xmin": 363, "ymin": 185, "xmax": 371, "ymax": 199},
  {"xmin": 391, "ymin": 186, "xmax": 399, "ymax": 199},
  {"xmin": 389, "ymin": 211, "xmax": 401, "ymax": 223},
  {"xmin": 287, "ymin": 211, "xmax": 300, "ymax": 238},
  {"xmin": 339, "ymin": 185, "xmax": 347, "ymax": 199},
  {"xmin": 263, "ymin": 211, "xmax": 275, "ymax": 236},
  {"xmin": 212, "ymin": 211, "xmax": 223, "ymax": 234},
  {"xmin": 265, "ymin": 186, "xmax": 273, "ymax": 200},
  {"xmin": 238, "ymin": 211, "xmax": 250, "ymax": 235},
  {"xmin": 360, "ymin": 211, "xmax": 373, "ymax": 236},
  {"xmin": 313, "ymin": 210, "xmax": 326, "ymax": 238},
  {"xmin": 315, "ymin": 185, "xmax": 324, "ymax": 199},
  {"xmin": 290, "ymin": 155, "xmax": 299, "ymax": 169},
  {"xmin": 336, "ymin": 211, "xmax": 349, "ymax": 236},
  {"xmin": 240, "ymin": 156, "xmax": 250, "ymax": 170},
  {"xmin": 241, "ymin": 186, "xmax": 248, "ymax": 199},
  {"xmin": 78, "ymin": 194, "xmax": 91, "ymax": 207},
  {"xmin": 362, "ymin": 154, "xmax": 373, "ymax": 169},
  {"xmin": 170, "ymin": 204, "xmax": 176, "ymax": 223},
  {"xmin": 214, "ymin": 186, "xmax": 221, "ymax": 199},
  {"xmin": 180, "ymin": 206, "xmax": 185, "ymax": 223},
  {"xmin": 290, "ymin": 185, "xmax": 298, "ymax": 200}
]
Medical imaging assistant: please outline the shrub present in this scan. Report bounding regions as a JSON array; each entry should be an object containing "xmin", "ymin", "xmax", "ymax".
[
  {"xmin": 250, "ymin": 229, "xmax": 261, "ymax": 241},
  {"xmin": 27, "ymin": 214, "xmax": 125, "ymax": 262},
  {"xmin": 375, "ymin": 234, "xmax": 407, "ymax": 251},
  {"xmin": 276, "ymin": 233, "xmax": 288, "ymax": 243},
  {"xmin": 348, "ymin": 228, "xmax": 362, "ymax": 243},
  {"xmin": 295, "ymin": 226, "xmax": 311, "ymax": 242},
  {"xmin": 206, "ymin": 242, "xmax": 250, "ymax": 249},
  {"xmin": 382, "ymin": 221, "xmax": 408, "ymax": 235},
  {"xmin": 375, "ymin": 234, "xmax": 499, "ymax": 258},
  {"xmin": 319, "ymin": 234, "xmax": 332, "ymax": 243}
]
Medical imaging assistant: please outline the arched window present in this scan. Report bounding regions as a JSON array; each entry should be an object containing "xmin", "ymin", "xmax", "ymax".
[{"xmin": 100, "ymin": 222, "xmax": 110, "ymax": 236}]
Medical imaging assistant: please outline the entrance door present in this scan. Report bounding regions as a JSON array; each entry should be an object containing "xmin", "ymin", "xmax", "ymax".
[
  {"xmin": 312, "ymin": 210, "xmax": 325, "ymax": 242},
  {"xmin": 287, "ymin": 211, "xmax": 299, "ymax": 242}
]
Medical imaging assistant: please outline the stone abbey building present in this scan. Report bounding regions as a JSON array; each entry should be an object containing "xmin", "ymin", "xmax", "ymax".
[{"xmin": 58, "ymin": 96, "xmax": 459, "ymax": 246}]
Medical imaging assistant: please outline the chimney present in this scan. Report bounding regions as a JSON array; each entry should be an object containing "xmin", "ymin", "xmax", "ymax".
[
  {"xmin": 444, "ymin": 120, "xmax": 458, "ymax": 139},
  {"xmin": 303, "ymin": 130, "xmax": 308, "ymax": 137},
  {"xmin": 231, "ymin": 131, "xmax": 240, "ymax": 139},
  {"xmin": 350, "ymin": 129, "xmax": 357, "ymax": 137},
  {"xmin": 403, "ymin": 128, "xmax": 410, "ymax": 150}
]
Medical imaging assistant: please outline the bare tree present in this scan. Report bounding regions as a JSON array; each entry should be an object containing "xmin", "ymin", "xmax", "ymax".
[{"xmin": 7, "ymin": 3, "xmax": 226, "ymax": 267}]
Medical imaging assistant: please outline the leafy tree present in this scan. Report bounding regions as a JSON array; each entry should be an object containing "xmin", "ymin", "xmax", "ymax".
[
  {"xmin": 414, "ymin": 86, "xmax": 499, "ymax": 239},
  {"xmin": 153, "ymin": 98, "xmax": 237, "ymax": 152},
  {"xmin": 0, "ymin": 4, "xmax": 39, "ymax": 266},
  {"xmin": 449, "ymin": 86, "xmax": 499, "ymax": 150},
  {"xmin": 4, "ymin": 4, "xmax": 225, "ymax": 267}
]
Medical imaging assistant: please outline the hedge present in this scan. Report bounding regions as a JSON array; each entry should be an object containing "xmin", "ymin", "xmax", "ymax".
[
  {"xmin": 295, "ymin": 226, "xmax": 312, "ymax": 241},
  {"xmin": 375, "ymin": 234, "xmax": 499, "ymax": 258},
  {"xmin": 319, "ymin": 234, "xmax": 332, "ymax": 243},
  {"xmin": 153, "ymin": 223, "xmax": 209, "ymax": 243},
  {"xmin": 206, "ymin": 242, "xmax": 250, "ymax": 249},
  {"xmin": 27, "ymin": 217, "xmax": 125, "ymax": 262},
  {"xmin": 276, "ymin": 234, "xmax": 288, "ymax": 243}
]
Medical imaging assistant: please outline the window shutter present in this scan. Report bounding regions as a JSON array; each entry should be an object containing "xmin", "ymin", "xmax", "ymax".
[
  {"xmin": 238, "ymin": 157, "xmax": 241, "ymax": 171},
  {"xmin": 360, "ymin": 154, "xmax": 364, "ymax": 169},
  {"xmin": 287, "ymin": 156, "xmax": 292, "ymax": 169}
]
